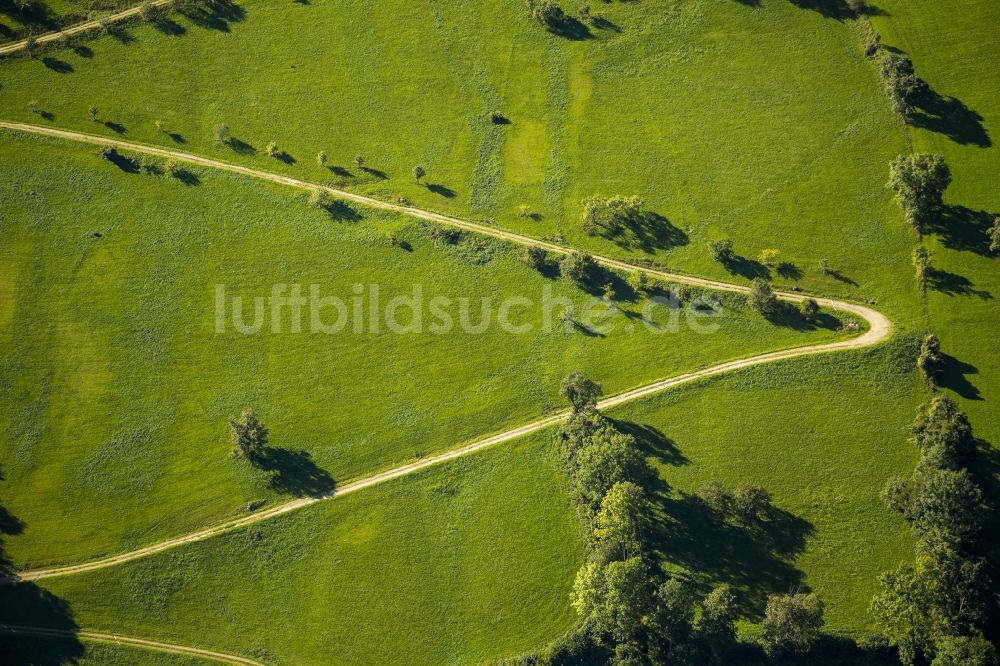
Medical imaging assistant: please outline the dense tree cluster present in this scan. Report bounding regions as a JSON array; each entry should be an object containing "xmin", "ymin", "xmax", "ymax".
[
  {"xmin": 887, "ymin": 153, "xmax": 952, "ymax": 233},
  {"xmin": 872, "ymin": 398, "xmax": 993, "ymax": 665},
  {"xmin": 878, "ymin": 53, "xmax": 925, "ymax": 116}
]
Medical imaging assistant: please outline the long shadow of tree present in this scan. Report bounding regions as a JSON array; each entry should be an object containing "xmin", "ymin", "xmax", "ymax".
[
  {"xmin": 180, "ymin": 0, "xmax": 247, "ymax": 33},
  {"xmin": 785, "ymin": 0, "xmax": 854, "ymax": 20},
  {"xmin": 0, "ymin": 465, "xmax": 84, "ymax": 664},
  {"xmin": 936, "ymin": 351, "xmax": 981, "ymax": 400},
  {"xmin": 763, "ymin": 302, "xmax": 842, "ymax": 332},
  {"xmin": 251, "ymin": 448, "xmax": 334, "ymax": 497},
  {"xmin": 599, "ymin": 212, "xmax": 689, "ymax": 254},
  {"xmin": 926, "ymin": 205, "xmax": 997, "ymax": 256},
  {"xmin": 0, "ymin": 0, "xmax": 60, "ymax": 35},
  {"xmin": 720, "ymin": 254, "xmax": 770, "ymax": 280},
  {"xmin": 927, "ymin": 266, "xmax": 993, "ymax": 300},
  {"xmin": 909, "ymin": 84, "xmax": 991, "ymax": 148}
]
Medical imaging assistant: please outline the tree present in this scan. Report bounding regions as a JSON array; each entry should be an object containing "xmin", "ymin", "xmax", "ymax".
[
  {"xmin": 581, "ymin": 195, "xmax": 644, "ymax": 236},
  {"xmin": 154, "ymin": 119, "xmax": 165, "ymax": 133},
  {"xmin": 266, "ymin": 141, "xmax": 279, "ymax": 157},
  {"xmin": 699, "ymin": 585, "xmax": 739, "ymax": 656},
  {"xmin": 650, "ymin": 578, "xmax": 696, "ymax": 655},
  {"xmin": 759, "ymin": 593, "xmax": 825, "ymax": 657},
  {"xmin": 696, "ymin": 481, "xmax": 733, "ymax": 515},
  {"xmin": 757, "ymin": 248, "xmax": 780, "ymax": 267},
  {"xmin": 309, "ymin": 189, "xmax": 332, "ymax": 210},
  {"xmin": 988, "ymin": 216, "xmax": 1000, "ymax": 254},
  {"xmin": 522, "ymin": 245, "xmax": 547, "ymax": 271},
  {"xmin": 911, "ymin": 396, "xmax": 974, "ymax": 470},
  {"xmin": 627, "ymin": 270, "xmax": 649, "ymax": 295},
  {"xmin": 96, "ymin": 145, "xmax": 115, "ymax": 160},
  {"xmin": 879, "ymin": 53, "xmax": 925, "ymax": 116},
  {"xmin": 799, "ymin": 298, "xmax": 820, "ymax": 322},
  {"xmin": 600, "ymin": 558, "xmax": 653, "ymax": 645},
  {"xmin": 88, "ymin": 104, "xmax": 98, "ymax": 122},
  {"xmin": 229, "ymin": 408, "xmax": 268, "ymax": 460},
  {"xmin": 594, "ymin": 481, "xmax": 647, "ymax": 560},
  {"xmin": 23, "ymin": 35, "xmax": 37, "ymax": 58},
  {"xmin": 709, "ymin": 238, "xmax": 734, "ymax": 263},
  {"xmin": 871, "ymin": 559, "xmax": 941, "ymax": 665},
  {"xmin": 214, "ymin": 123, "xmax": 230, "ymax": 144},
  {"xmin": 413, "ymin": 165, "xmax": 426, "ymax": 183},
  {"xmin": 917, "ymin": 333, "xmax": 944, "ymax": 387},
  {"xmin": 913, "ymin": 246, "xmax": 933, "ymax": 290},
  {"xmin": 355, "ymin": 155, "xmax": 365, "ymax": 170},
  {"xmin": 316, "ymin": 150, "xmax": 327, "ymax": 168},
  {"xmin": 931, "ymin": 634, "xmax": 997, "ymax": 666},
  {"xmin": 560, "ymin": 251, "xmax": 598, "ymax": 287},
  {"xmin": 164, "ymin": 159, "xmax": 181, "ymax": 177},
  {"xmin": 528, "ymin": 0, "xmax": 566, "ymax": 27},
  {"xmin": 881, "ymin": 475, "xmax": 914, "ymax": 515},
  {"xmin": 748, "ymin": 278, "xmax": 779, "ymax": 316},
  {"xmin": 574, "ymin": 429, "xmax": 644, "ymax": 508},
  {"xmin": 907, "ymin": 468, "xmax": 984, "ymax": 548},
  {"xmin": 560, "ymin": 371, "xmax": 603, "ymax": 413},
  {"xmin": 732, "ymin": 483, "xmax": 772, "ymax": 525},
  {"xmin": 27, "ymin": 100, "xmax": 39, "ymax": 114},
  {"xmin": 888, "ymin": 153, "xmax": 951, "ymax": 232}
]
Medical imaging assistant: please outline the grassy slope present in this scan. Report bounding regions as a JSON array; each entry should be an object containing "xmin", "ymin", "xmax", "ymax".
[
  {"xmin": 0, "ymin": 132, "xmax": 849, "ymax": 568},
  {"xmin": 3, "ymin": 438, "xmax": 586, "ymax": 666},
  {"xmin": 0, "ymin": 0, "xmax": 919, "ymax": 310}
]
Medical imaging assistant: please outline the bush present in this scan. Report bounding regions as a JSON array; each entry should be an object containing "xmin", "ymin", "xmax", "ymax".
[
  {"xmin": 213, "ymin": 123, "xmax": 230, "ymax": 144},
  {"xmin": 747, "ymin": 278, "xmax": 778, "ymax": 316},
  {"xmin": 527, "ymin": 0, "xmax": 565, "ymax": 27},
  {"xmin": 757, "ymin": 248, "xmax": 780, "ymax": 267},
  {"xmin": 916, "ymin": 333, "xmax": 943, "ymax": 387},
  {"xmin": 559, "ymin": 370, "xmax": 602, "ymax": 413},
  {"xmin": 913, "ymin": 246, "xmax": 933, "ymax": 289},
  {"xmin": 879, "ymin": 53, "xmax": 925, "ymax": 116},
  {"xmin": 888, "ymin": 153, "xmax": 951, "ymax": 232},
  {"xmin": 560, "ymin": 252, "xmax": 597, "ymax": 286},
  {"xmin": 988, "ymin": 217, "xmax": 1000, "ymax": 254},
  {"xmin": 799, "ymin": 298, "xmax": 820, "ymax": 322},
  {"xmin": 521, "ymin": 245, "xmax": 547, "ymax": 271},
  {"xmin": 96, "ymin": 145, "xmax": 115, "ymax": 160},
  {"xmin": 266, "ymin": 141, "xmax": 279, "ymax": 157}
]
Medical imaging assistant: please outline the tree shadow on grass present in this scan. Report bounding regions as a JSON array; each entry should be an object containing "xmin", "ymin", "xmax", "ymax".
[
  {"xmin": 427, "ymin": 183, "xmax": 457, "ymax": 198},
  {"xmin": 181, "ymin": 0, "xmax": 247, "ymax": 33},
  {"xmin": 71, "ymin": 44, "xmax": 93, "ymax": 58},
  {"xmin": 776, "ymin": 262, "xmax": 803, "ymax": 280},
  {"xmin": 171, "ymin": 168, "xmax": 201, "ymax": 186},
  {"xmin": 721, "ymin": 254, "xmax": 769, "ymax": 280},
  {"xmin": 610, "ymin": 419, "xmax": 689, "ymax": 467},
  {"xmin": 103, "ymin": 121, "xmax": 126, "ymax": 134},
  {"xmin": 361, "ymin": 166, "xmax": 388, "ymax": 180},
  {"xmin": 0, "ymin": 465, "xmax": 84, "ymax": 664},
  {"xmin": 108, "ymin": 25, "xmax": 135, "ymax": 45},
  {"xmin": 152, "ymin": 16, "xmax": 187, "ymax": 36},
  {"xmin": 226, "ymin": 138, "xmax": 256, "ymax": 155},
  {"xmin": 926, "ymin": 205, "xmax": 997, "ymax": 256},
  {"xmin": 167, "ymin": 132, "xmax": 185, "ymax": 144},
  {"xmin": 599, "ymin": 212, "xmax": 688, "ymax": 254},
  {"xmin": 909, "ymin": 84, "xmax": 991, "ymax": 148},
  {"xmin": 927, "ymin": 267, "xmax": 993, "ymax": 300},
  {"xmin": 41, "ymin": 56, "xmax": 72, "ymax": 73},
  {"xmin": 936, "ymin": 352, "xmax": 981, "ymax": 401},
  {"xmin": 649, "ymin": 492, "xmax": 814, "ymax": 615},
  {"xmin": 329, "ymin": 165, "xmax": 351, "ymax": 178},
  {"xmin": 274, "ymin": 151, "xmax": 296, "ymax": 165},
  {"xmin": 106, "ymin": 151, "xmax": 139, "ymax": 173},
  {"xmin": 785, "ymin": 0, "xmax": 854, "ymax": 20},
  {"xmin": 546, "ymin": 15, "xmax": 592, "ymax": 40},
  {"xmin": 253, "ymin": 448, "xmax": 334, "ymax": 498},
  {"xmin": 763, "ymin": 302, "xmax": 841, "ymax": 332}
]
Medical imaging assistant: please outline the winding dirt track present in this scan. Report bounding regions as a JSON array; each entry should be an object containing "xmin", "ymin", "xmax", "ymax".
[
  {"xmin": 0, "ymin": 1, "xmax": 172, "ymax": 57},
  {"xmin": 0, "ymin": 624, "xmax": 266, "ymax": 665},
  {"xmin": 0, "ymin": 120, "xmax": 892, "ymax": 586}
]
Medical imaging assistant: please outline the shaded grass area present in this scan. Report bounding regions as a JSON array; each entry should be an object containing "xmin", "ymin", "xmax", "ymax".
[
  {"xmin": 0, "ymin": 0, "xmax": 920, "ymax": 313},
  {"xmin": 0, "ymin": 635, "xmax": 213, "ymax": 666},
  {"xmin": 0, "ymin": 132, "xmax": 851, "ymax": 568},
  {"xmin": 604, "ymin": 335, "xmax": 924, "ymax": 633},
  {"xmin": 1, "ymin": 438, "xmax": 586, "ymax": 666}
]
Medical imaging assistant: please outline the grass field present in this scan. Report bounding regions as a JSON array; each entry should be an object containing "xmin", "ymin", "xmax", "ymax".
[
  {"xmin": 0, "ymin": 0, "xmax": 998, "ymax": 661},
  {"xmin": 0, "ymin": 0, "xmax": 921, "ymax": 309},
  {"xmin": 0, "ymin": 130, "xmax": 855, "ymax": 569},
  {"xmin": 2, "ymin": 437, "xmax": 586, "ymax": 665},
  {"xmin": 0, "ymin": 635, "xmax": 216, "ymax": 666}
]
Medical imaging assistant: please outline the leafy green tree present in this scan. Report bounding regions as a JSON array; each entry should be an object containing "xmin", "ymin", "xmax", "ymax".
[
  {"xmin": 913, "ymin": 246, "xmax": 933, "ymax": 290},
  {"xmin": 759, "ymin": 593, "xmax": 825, "ymax": 657},
  {"xmin": 214, "ymin": 123, "xmax": 230, "ymax": 144},
  {"xmin": 560, "ymin": 370, "xmax": 603, "ymax": 412},
  {"xmin": 879, "ymin": 53, "xmax": 924, "ymax": 116},
  {"xmin": 266, "ymin": 141, "xmax": 279, "ymax": 157},
  {"xmin": 309, "ymin": 189, "xmax": 332, "ymax": 210},
  {"xmin": 521, "ymin": 245, "xmax": 547, "ymax": 271},
  {"xmin": 527, "ymin": 0, "xmax": 566, "ymax": 27},
  {"xmin": 601, "ymin": 557, "xmax": 653, "ymax": 645},
  {"xmin": 560, "ymin": 252, "xmax": 597, "ymax": 287},
  {"xmin": 627, "ymin": 270, "xmax": 649, "ymax": 295},
  {"xmin": 229, "ymin": 408, "xmax": 268, "ymax": 460},
  {"xmin": 696, "ymin": 481, "xmax": 733, "ymax": 515},
  {"xmin": 699, "ymin": 585, "xmax": 739, "ymax": 656},
  {"xmin": 881, "ymin": 475, "xmax": 913, "ymax": 515},
  {"xmin": 931, "ymin": 634, "xmax": 997, "ymax": 666},
  {"xmin": 799, "ymin": 298, "xmax": 820, "ymax": 322},
  {"xmin": 888, "ymin": 153, "xmax": 951, "ymax": 232},
  {"xmin": 732, "ymin": 483, "xmax": 772, "ymax": 525},
  {"xmin": 413, "ymin": 165, "xmax": 426, "ymax": 183},
  {"xmin": 594, "ymin": 481, "xmax": 647, "ymax": 560},
  {"xmin": 581, "ymin": 195, "xmax": 644, "ymax": 236},
  {"xmin": 708, "ymin": 238, "xmax": 734, "ymax": 262},
  {"xmin": 748, "ymin": 278, "xmax": 779, "ymax": 316},
  {"xmin": 917, "ymin": 333, "xmax": 944, "ymax": 387},
  {"xmin": 650, "ymin": 578, "xmax": 696, "ymax": 656},
  {"xmin": 907, "ymin": 468, "xmax": 984, "ymax": 549},
  {"xmin": 911, "ymin": 396, "xmax": 974, "ymax": 471},
  {"xmin": 871, "ymin": 558, "xmax": 942, "ymax": 665},
  {"xmin": 574, "ymin": 429, "xmax": 644, "ymax": 508}
]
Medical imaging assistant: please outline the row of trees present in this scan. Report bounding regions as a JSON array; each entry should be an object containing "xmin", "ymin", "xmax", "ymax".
[
  {"xmin": 544, "ymin": 373, "xmax": 827, "ymax": 664},
  {"xmin": 872, "ymin": 396, "xmax": 995, "ymax": 665}
]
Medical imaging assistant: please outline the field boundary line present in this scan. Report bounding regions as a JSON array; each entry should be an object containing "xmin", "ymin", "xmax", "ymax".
[{"xmin": 0, "ymin": 120, "xmax": 893, "ymax": 583}]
